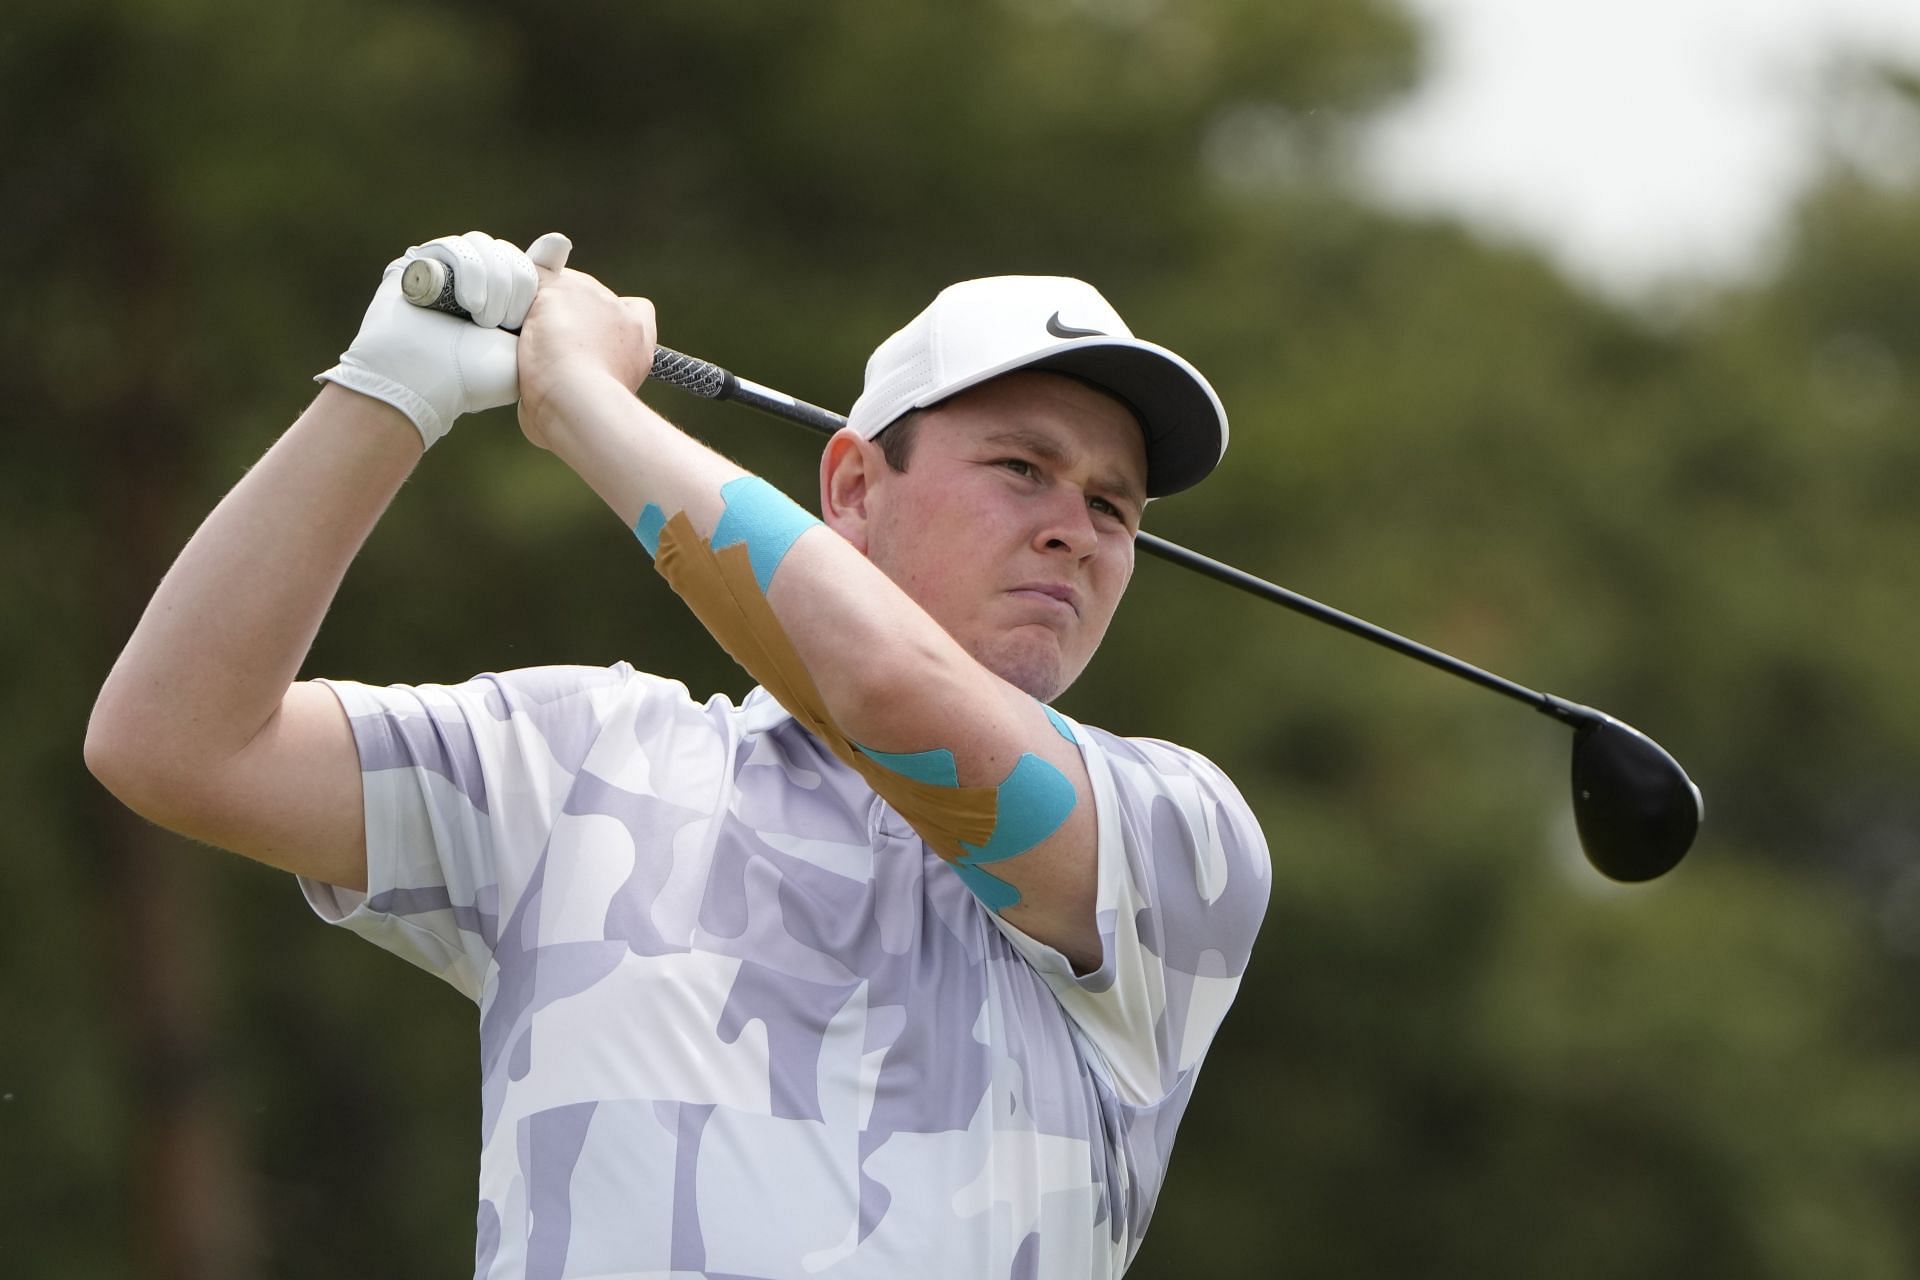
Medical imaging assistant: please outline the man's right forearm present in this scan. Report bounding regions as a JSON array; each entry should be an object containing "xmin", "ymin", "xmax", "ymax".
[{"xmin": 86, "ymin": 384, "xmax": 422, "ymax": 797}]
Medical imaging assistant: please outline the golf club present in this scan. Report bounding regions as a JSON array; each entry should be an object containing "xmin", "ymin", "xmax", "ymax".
[{"xmin": 403, "ymin": 260, "xmax": 1705, "ymax": 881}]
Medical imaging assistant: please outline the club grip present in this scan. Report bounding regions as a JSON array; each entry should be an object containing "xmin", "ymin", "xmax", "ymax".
[
  {"xmin": 399, "ymin": 257, "xmax": 464, "ymax": 317},
  {"xmin": 397, "ymin": 256, "xmax": 732, "ymax": 399}
]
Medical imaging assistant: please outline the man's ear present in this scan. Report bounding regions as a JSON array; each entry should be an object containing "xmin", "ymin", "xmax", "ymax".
[{"xmin": 820, "ymin": 427, "xmax": 881, "ymax": 554}]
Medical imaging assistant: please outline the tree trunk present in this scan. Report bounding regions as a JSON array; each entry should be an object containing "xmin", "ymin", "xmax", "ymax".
[{"xmin": 109, "ymin": 812, "xmax": 260, "ymax": 1280}]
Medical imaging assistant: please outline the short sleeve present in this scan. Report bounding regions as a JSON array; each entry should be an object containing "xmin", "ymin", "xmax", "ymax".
[
  {"xmin": 987, "ymin": 726, "xmax": 1271, "ymax": 1105},
  {"xmin": 298, "ymin": 663, "xmax": 663, "ymax": 1001}
]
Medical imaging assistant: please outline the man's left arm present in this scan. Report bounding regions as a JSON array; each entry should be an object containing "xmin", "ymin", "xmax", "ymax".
[{"xmin": 517, "ymin": 264, "xmax": 1103, "ymax": 969}]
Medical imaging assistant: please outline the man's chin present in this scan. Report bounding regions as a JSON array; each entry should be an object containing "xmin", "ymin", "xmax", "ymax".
[{"xmin": 979, "ymin": 636, "xmax": 1079, "ymax": 703}]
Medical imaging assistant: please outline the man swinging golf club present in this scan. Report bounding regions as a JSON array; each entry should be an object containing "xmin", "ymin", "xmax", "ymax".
[{"xmin": 86, "ymin": 230, "xmax": 1271, "ymax": 1279}]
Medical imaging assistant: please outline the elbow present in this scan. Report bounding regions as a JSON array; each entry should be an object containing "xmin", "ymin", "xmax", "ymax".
[
  {"xmin": 84, "ymin": 697, "xmax": 182, "ymax": 822},
  {"xmin": 84, "ymin": 700, "xmax": 153, "ymax": 812},
  {"xmin": 83, "ymin": 698, "xmax": 134, "ymax": 795}
]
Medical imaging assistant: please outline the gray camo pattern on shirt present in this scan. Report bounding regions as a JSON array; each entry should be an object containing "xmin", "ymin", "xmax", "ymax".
[{"xmin": 301, "ymin": 664, "xmax": 1269, "ymax": 1279}]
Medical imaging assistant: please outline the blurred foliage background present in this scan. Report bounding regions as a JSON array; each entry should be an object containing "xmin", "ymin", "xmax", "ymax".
[{"xmin": 5, "ymin": 0, "xmax": 1919, "ymax": 1276}]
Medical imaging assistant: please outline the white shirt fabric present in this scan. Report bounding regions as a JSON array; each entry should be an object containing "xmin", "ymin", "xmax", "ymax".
[{"xmin": 301, "ymin": 663, "xmax": 1270, "ymax": 1280}]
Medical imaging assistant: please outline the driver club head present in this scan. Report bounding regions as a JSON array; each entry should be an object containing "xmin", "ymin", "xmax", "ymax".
[{"xmin": 1569, "ymin": 714, "xmax": 1703, "ymax": 882}]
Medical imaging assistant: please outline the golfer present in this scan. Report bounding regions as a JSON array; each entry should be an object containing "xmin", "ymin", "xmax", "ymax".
[{"xmin": 86, "ymin": 231, "xmax": 1271, "ymax": 1279}]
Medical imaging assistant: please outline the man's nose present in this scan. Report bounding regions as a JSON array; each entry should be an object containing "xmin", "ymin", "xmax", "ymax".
[{"xmin": 1036, "ymin": 489, "xmax": 1098, "ymax": 557}]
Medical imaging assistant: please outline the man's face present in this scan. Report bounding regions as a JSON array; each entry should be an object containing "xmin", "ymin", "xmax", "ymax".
[{"xmin": 855, "ymin": 371, "xmax": 1148, "ymax": 702}]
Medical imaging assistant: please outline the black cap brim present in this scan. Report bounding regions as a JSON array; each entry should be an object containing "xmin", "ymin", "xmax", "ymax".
[{"xmin": 1028, "ymin": 342, "xmax": 1226, "ymax": 497}]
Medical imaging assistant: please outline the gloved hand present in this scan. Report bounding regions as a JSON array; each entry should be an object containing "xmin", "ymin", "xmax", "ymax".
[{"xmin": 316, "ymin": 230, "xmax": 573, "ymax": 448}]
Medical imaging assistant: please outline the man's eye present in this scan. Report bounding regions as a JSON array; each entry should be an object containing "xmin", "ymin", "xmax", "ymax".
[{"xmin": 997, "ymin": 458, "xmax": 1036, "ymax": 477}]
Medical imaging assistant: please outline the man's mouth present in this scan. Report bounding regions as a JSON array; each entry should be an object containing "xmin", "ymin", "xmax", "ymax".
[{"xmin": 1008, "ymin": 582, "xmax": 1081, "ymax": 618}]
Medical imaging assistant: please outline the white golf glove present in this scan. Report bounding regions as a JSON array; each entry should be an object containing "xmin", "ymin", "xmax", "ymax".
[{"xmin": 316, "ymin": 230, "xmax": 573, "ymax": 448}]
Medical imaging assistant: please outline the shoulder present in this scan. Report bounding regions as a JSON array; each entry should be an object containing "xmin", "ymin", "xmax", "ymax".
[
  {"xmin": 1078, "ymin": 726, "xmax": 1258, "ymax": 828},
  {"xmin": 325, "ymin": 663, "xmax": 731, "ymax": 773},
  {"xmin": 1074, "ymin": 724, "xmax": 1270, "ymax": 930},
  {"xmin": 328, "ymin": 661, "xmax": 658, "ymax": 716}
]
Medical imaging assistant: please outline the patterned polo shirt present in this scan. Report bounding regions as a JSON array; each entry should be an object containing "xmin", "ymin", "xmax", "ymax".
[{"xmin": 301, "ymin": 663, "xmax": 1269, "ymax": 1279}]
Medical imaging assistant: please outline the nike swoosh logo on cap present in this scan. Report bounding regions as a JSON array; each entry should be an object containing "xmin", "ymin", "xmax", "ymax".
[{"xmin": 1046, "ymin": 312, "xmax": 1106, "ymax": 339}]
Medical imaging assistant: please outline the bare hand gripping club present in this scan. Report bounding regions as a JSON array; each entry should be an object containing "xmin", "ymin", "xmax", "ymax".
[{"xmin": 402, "ymin": 257, "xmax": 1704, "ymax": 882}]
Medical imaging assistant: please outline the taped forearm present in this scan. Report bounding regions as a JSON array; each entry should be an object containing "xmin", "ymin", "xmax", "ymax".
[{"xmin": 638, "ymin": 477, "xmax": 1079, "ymax": 910}]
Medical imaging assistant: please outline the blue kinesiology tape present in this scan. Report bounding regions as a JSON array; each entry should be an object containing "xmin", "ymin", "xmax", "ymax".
[
  {"xmin": 1041, "ymin": 704, "xmax": 1078, "ymax": 745},
  {"xmin": 710, "ymin": 476, "xmax": 822, "ymax": 592},
  {"xmin": 858, "ymin": 740, "xmax": 1079, "ymax": 914},
  {"xmin": 634, "ymin": 478, "xmax": 817, "ymax": 585},
  {"xmin": 856, "ymin": 744, "xmax": 960, "ymax": 787},
  {"xmin": 958, "ymin": 753, "xmax": 1076, "ymax": 866},
  {"xmin": 953, "ymin": 862, "xmax": 1022, "ymax": 912},
  {"xmin": 634, "ymin": 503, "xmax": 667, "ymax": 557}
]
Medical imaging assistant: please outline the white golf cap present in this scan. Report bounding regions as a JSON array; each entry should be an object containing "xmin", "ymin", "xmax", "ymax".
[{"xmin": 845, "ymin": 276, "xmax": 1228, "ymax": 497}]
